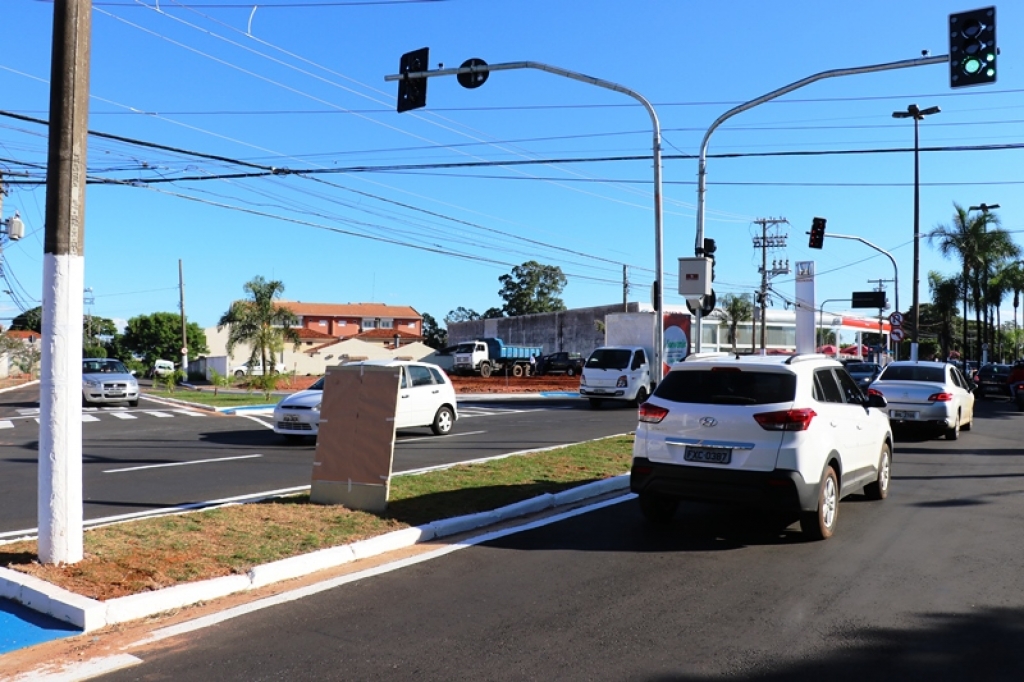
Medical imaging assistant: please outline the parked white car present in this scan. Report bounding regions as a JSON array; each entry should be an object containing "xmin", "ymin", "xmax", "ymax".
[
  {"xmin": 868, "ymin": 360, "xmax": 975, "ymax": 440},
  {"xmin": 273, "ymin": 360, "xmax": 458, "ymax": 442},
  {"xmin": 82, "ymin": 358, "xmax": 139, "ymax": 407},
  {"xmin": 149, "ymin": 359, "xmax": 175, "ymax": 378},
  {"xmin": 232, "ymin": 361, "xmax": 287, "ymax": 378},
  {"xmin": 631, "ymin": 352, "xmax": 892, "ymax": 540}
]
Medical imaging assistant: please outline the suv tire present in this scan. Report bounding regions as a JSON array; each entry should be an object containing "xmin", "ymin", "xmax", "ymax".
[
  {"xmin": 638, "ymin": 492, "xmax": 679, "ymax": 524},
  {"xmin": 800, "ymin": 465, "xmax": 838, "ymax": 540},
  {"xmin": 864, "ymin": 443, "xmax": 891, "ymax": 501}
]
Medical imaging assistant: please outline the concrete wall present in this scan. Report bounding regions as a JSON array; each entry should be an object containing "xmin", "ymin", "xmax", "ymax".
[{"xmin": 447, "ymin": 303, "xmax": 644, "ymax": 358}]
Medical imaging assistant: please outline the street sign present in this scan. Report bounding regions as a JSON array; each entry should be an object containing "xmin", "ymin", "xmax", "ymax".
[
  {"xmin": 888, "ymin": 312, "xmax": 903, "ymax": 326},
  {"xmin": 457, "ymin": 58, "xmax": 489, "ymax": 88},
  {"xmin": 180, "ymin": 347, "xmax": 188, "ymax": 355},
  {"xmin": 890, "ymin": 328, "xmax": 905, "ymax": 342}
]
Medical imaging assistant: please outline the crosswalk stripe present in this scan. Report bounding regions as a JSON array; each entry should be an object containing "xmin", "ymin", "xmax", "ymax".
[
  {"xmin": 172, "ymin": 409, "xmax": 206, "ymax": 417},
  {"xmin": 144, "ymin": 411, "xmax": 174, "ymax": 418},
  {"xmin": 82, "ymin": 414, "xmax": 100, "ymax": 422},
  {"xmin": 109, "ymin": 412, "xmax": 138, "ymax": 420},
  {"xmin": 0, "ymin": 421, "xmax": 13, "ymax": 429}
]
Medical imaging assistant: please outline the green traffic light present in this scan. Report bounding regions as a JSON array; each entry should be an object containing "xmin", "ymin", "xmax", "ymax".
[{"xmin": 963, "ymin": 58, "xmax": 982, "ymax": 74}]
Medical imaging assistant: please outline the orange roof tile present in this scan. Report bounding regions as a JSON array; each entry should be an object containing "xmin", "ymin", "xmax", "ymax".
[
  {"xmin": 280, "ymin": 302, "xmax": 421, "ymax": 319},
  {"xmin": 6, "ymin": 330, "xmax": 39, "ymax": 341},
  {"xmin": 296, "ymin": 328, "xmax": 337, "ymax": 341},
  {"xmin": 356, "ymin": 328, "xmax": 423, "ymax": 341}
]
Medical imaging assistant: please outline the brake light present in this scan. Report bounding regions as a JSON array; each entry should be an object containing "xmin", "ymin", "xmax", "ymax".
[
  {"xmin": 638, "ymin": 403, "xmax": 669, "ymax": 423},
  {"xmin": 753, "ymin": 408, "xmax": 817, "ymax": 431},
  {"xmin": 927, "ymin": 392, "xmax": 953, "ymax": 402},
  {"xmin": 867, "ymin": 388, "xmax": 884, "ymax": 397}
]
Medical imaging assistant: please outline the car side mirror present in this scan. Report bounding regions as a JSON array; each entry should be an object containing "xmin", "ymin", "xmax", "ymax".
[{"xmin": 865, "ymin": 392, "xmax": 887, "ymax": 409}]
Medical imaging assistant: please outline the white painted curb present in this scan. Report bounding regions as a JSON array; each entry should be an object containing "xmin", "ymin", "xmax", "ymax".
[{"xmin": 0, "ymin": 475, "xmax": 630, "ymax": 632}]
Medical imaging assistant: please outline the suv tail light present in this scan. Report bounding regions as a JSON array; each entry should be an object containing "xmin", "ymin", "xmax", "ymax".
[
  {"xmin": 867, "ymin": 388, "xmax": 884, "ymax": 397},
  {"xmin": 638, "ymin": 403, "xmax": 668, "ymax": 423},
  {"xmin": 927, "ymin": 392, "xmax": 953, "ymax": 402},
  {"xmin": 753, "ymin": 408, "xmax": 817, "ymax": 431}
]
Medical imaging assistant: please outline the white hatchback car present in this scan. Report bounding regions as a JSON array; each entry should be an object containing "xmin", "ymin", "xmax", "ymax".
[
  {"xmin": 631, "ymin": 353, "xmax": 893, "ymax": 540},
  {"xmin": 867, "ymin": 360, "xmax": 975, "ymax": 440},
  {"xmin": 273, "ymin": 360, "xmax": 458, "ymax": 442}
]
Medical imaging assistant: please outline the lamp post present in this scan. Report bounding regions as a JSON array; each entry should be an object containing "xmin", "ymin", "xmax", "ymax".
[
  {"xmin": 818, "ymin": 298, "xmax": 852, "ymax": 356},
  {"xmin": 892, "ymin": 104, "xmax": 939, "ymax": 362}
]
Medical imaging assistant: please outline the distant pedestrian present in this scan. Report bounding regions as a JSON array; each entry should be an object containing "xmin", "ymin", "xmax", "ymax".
[{"xmin": 529, "ymin": 354, "xmax": 537, "ymax": 375}]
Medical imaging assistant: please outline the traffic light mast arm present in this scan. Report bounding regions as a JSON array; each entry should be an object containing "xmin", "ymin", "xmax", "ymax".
[
  {"xmin": 386, "ymin": 59, "xmax": 667, "ymax": 384},
  {"xmin": 825, "ymin": 232, "xmax": 900, "ymax": 315}
]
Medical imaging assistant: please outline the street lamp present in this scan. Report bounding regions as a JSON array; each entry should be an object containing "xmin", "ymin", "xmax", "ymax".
[
  {"xmin": 892, "ymin": 103, "xmax": 940, "ymax": 361},
  {"xmin": 969, "ymin": 203, "xmax": 1001, "ymax": 213}
]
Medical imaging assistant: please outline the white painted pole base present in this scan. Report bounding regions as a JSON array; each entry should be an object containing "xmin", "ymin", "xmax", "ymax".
[
  {"xmin": 38, "ymin": 252, "xmax": 84, "ymax": 564},
  {"xmin": 910, "ymin": 342, "xmax": 919, "ymax": 362}
]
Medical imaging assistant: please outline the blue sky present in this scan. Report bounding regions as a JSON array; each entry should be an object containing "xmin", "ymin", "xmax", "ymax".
[{"xmin": 0, "ymin": 0, "xmax": 1021, "ymax": 334}]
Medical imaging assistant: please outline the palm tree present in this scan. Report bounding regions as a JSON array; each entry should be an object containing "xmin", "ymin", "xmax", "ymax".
[
  {"xmin": 217, "ymin": 276, "xmax": 299, "ymax": 377},
  {"xmin": 716, "ymin": 294, "xmax": 753, "ymax": 353},
  {"xmin": 928, "ymin": 271, "xmax": 961, "ymax": 360},
  {"xmin": 929, "ymin": 203, "xmax": 998, "ymax": 364},
  {"xmin": 994, "ymin": 261, "xmax": 1024, "ymax": 360},
  {"xmin": 978, "ymin": 230, "xmax": 1020, "ymax": 355}
]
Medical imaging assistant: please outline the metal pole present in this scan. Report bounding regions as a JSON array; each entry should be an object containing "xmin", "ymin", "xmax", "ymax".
[
  {"xmin": 912, "ymin": 116, "xmax": 921, "ymax": 361},
  {"xmin": 179, "ymin": 259, "xmax": 188, "ymax": 380},
  {"xmin": 824, "ymin": 232, "xmax": 900, "ymax": 358},
  {"xmin": 39, "ymin": 0, "xmax": 92, "ymax": 565},
  {"xmin": 386, "ymin": 60, "xmax": 665, "ymax": 382},
  {"xmin": 693, "ymin": 53, "xmax": 946, "ymax": 353}
]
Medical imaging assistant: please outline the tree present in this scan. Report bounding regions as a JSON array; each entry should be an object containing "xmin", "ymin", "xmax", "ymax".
[
  {"xmin": 482, "ymin": 307, "xmax": 505, "ymax": 319},
  {"xmin": 928, "ymin": 271, "xmax": 962, "ymax": 360},
  {"xmin": 119, "ymin": 312, "xmax": 209, "ymax": 367},
  {"xmin": 716, "ymin": 294, "xmax": 753, "ymax": 352},
  {"xmin": 217, "ymin": 276, "xmax": 299, "ymax": 377},
  {"xmin": 421, "ymin": 313, "xmax": 447, "ymax": 349},
  {"xmin": 498, "ymin": 261, "xmax": 567, "ymax": 317},
  {"xmin": 10, "ymin": 305, "xmax": 117, "ymax": 343},
  {"xmin": 445, "ymin": 307, "xmax": 480, "ymax": 325},
  {"xmin": 9, "ymin": 307, "xmax": 42, "ymax": 332}
]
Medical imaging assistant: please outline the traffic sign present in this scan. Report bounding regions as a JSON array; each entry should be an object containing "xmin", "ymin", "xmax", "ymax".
[
  {"xmin": 888, "ymin": 312, "xmax": 903, "ymax": 326},
  {"xmin": 890, "ymin": 328, "xmax": 905, "ymax": 342}
]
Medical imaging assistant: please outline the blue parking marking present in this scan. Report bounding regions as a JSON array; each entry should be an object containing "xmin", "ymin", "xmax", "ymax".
[{"xmin": 0, "ymin": 598, "xmax": 80, "ymax": 655}]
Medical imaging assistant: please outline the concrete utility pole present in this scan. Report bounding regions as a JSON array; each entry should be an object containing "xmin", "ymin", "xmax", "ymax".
[
  {"xmin": 39, "ymin": 0, "xmax": 92, "ymax": 565},
  {"xmin": 869, "ymin": 277, "xmax": 896, "ymax": 360},
  {"xmin": 753, "ymin": 218, "xmax": 789, "ymax": 354}
]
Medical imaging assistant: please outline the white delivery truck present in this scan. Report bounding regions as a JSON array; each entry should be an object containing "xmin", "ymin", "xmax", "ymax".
[{"xmin": 579, "ymin": 312, "xmax": 656, "ymax": 409}]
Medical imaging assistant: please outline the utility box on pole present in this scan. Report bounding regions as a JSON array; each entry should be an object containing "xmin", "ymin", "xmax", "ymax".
[{"xmin": 678, "ymin": 257, "xmax": 712, "ymax": 308}]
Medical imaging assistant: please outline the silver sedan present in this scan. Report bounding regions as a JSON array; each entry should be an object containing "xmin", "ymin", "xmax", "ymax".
[{"xmin": 868, "ymin": 361, "xmax": 975, "ymax": 440}]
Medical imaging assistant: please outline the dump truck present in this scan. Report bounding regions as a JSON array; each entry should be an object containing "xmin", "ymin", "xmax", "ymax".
[{"xmin": 452, "ymin": 337, "xmax": 543, "ymax": 378}]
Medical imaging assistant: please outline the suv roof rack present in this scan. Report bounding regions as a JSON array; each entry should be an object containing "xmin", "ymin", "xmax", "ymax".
[{"xmin": 784, "ymin": 353, "xmax": 829, "ymax": 365}]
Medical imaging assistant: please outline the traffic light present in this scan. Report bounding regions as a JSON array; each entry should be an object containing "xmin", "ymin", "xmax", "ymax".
[
  {"xmin": 703, "ymin": 238, "xmax": 717, "ymax": 281},
  {"xmin": 808, "ymin": 217, "xmax": 826, "ymax": 249},
  {"xmin": 397, "ymin": 47, "xmax": 429, "ymax": 112},
  {"xmin": 949, "ymin": 7, "xmax": 996, "ymax": 88}
]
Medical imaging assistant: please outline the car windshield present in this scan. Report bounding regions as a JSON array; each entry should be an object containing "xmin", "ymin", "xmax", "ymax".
[
  {"xmin": 654, "ymin": 369, "xmax": 796, "ymax": 405},
  {"xmin": 455, "ymin": 343, "xmax": 475, "ymax": 354},
  {"xmin": 308, "ymin": 377, "xmax": 325, "ymax": 390},
  {"xmin": 845, "ymin": 363, "xmax": 879, "ymax": 374},
  {"xmin": 878, "ymin": 365, "xmax": 946, "ymax": 383},
  {"xmin": 83, "ymin": 359, "xmax": 129, "ymax": 374},
  {"xmin": 586, "ymin": 349, "xmax": 632, "ymax": 370}
]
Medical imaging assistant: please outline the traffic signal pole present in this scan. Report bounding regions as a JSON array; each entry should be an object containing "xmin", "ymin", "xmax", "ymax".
[
  {"xmin": 387, "ymin": 59, "xmax": 667, "ymax": 383},
  {"xmin": 692, "ymin": 53, "xmax": 946, "ymax": 353}
]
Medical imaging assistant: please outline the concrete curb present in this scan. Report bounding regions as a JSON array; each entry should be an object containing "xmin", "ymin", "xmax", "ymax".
[
  {"xmin": 0, "ymin": 475, "xmax": 630, "ymax": 632},
  {"xmin": 0, "ymin": 379, "xmax": 39, "ymax": 395}
]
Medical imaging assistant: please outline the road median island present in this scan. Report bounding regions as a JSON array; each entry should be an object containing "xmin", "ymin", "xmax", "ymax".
[{"xmin": 0, "ymin": 435, "xmax": 633, "ymax": 631}]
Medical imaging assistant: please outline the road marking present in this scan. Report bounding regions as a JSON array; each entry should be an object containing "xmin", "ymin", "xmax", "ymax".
[
  {"xmin": 172, "ymin": 409, "xmax": 207, "ymax": 417},
  {"xmin": 103, "ymin": 454, "xmax": 263, "ymax": 474},
  {"xmin": 109, "ymin": 412, "xmax": 138, "ymax": 420},
  {"xmin": 244, "ymin": 415, "xmax": 274, "ymax": 429},
  {"xmin": 81, "ymin": 413, "xmax": 100, "ymax": 422},
  {"xmin": 16, "ymin": 408, "xmax": 38, "ymax": 416},
  {"xmin": 397, "ymin": 430, "xmax": 485, "ymax": 444},
  {"xmin": 144, "ymin": 411, "xmax": 174, "ymax": 418},
  {"xmin": 0, "ymin": 420, "xmax": 12, "ymax": 429}
]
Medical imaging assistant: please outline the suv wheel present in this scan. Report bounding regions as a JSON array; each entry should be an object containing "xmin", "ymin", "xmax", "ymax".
[
  {"xmin": 800, "ymin": 465, "xmax": 838, "ymax": 540},
  {"xmin": 638, "ymin": 492, "xmax": 679, "ymax": 524},
  {"xmin": 864, "ymin": 443, "xmax": 891, "ymax": 501}
]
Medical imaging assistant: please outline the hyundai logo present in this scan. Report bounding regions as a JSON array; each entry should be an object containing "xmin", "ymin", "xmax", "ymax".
[{"xmin": 699, "ymin": 417, "xmax": 718, "ymax": 427}]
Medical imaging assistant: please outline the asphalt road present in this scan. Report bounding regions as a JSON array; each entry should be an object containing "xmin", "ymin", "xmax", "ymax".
[
  {"xmin": 91, "ymin": 397, "xmax": 1024, "ymax": 681},
  {"xmin": 0, "ymin": 386, "xmax": 638, "ymax": 535}
]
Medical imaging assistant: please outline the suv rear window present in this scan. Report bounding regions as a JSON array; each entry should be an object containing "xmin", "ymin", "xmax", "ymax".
[{"xmin": 654, "ymin": 369, "xmax": 796, "ymax": 405}]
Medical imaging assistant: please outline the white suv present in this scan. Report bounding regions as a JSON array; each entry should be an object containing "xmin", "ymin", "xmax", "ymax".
[{"xmin": 630, "ymin": 353, "xmax": 893, "ymax": 540}]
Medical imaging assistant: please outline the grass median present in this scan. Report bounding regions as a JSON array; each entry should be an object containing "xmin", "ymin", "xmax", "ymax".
[{"xmin": 1, "ymin": 435, "xmax": 634, "ymax": 600}]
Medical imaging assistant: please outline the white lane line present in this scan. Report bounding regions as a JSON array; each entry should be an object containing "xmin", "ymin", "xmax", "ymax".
[
  {"xmin": 172, "ymin": 409, "xmax": 207, "ymax": 417},
  {"xmin": 109, "ymin": 412, "xmax": 138, "ymax": 420},
  {"xmin": 81, "ymin": 413, "xmax": 100, "ymax": 422},
  {"xmin": 244, "ymin": 414, "xmax": 274, "ymax": 429},
  {"xmin": 16, "ymin": 408, "xmax": 39, "ymax": 415},
  {"xmin": 144, "ymin": 411, "xmax": 174, "ymax": 418},
  {"xmin": 0, "ymin": 420, "xmax": 12, "ymax": 429},
  {"xmin": 103, "ymin": 454, "xmax": 263, "ymax": 474},
  {"xmin": 135, "ymin": 494, "xmax": 633, "ymax": 648},
  {"xmin": 397, "ymin": 430, "xmax": 486, "ymax": 444}
]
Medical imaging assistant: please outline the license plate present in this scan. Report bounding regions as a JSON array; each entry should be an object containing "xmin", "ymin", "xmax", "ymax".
[
  {"xmin": 890, "ymin": 410, "xmax": 919, "ymax": 419},
  {"xmin": 283, "ymin": 414, "xmax": 299, "ymax": 422},
  {"xmin": 684, "ymin": 446, "xmax": 732, "ymax": 464}
]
